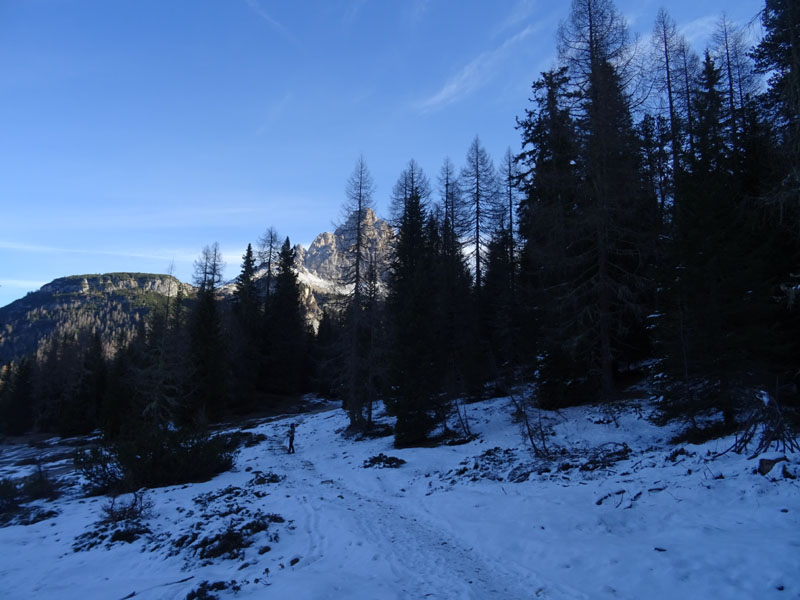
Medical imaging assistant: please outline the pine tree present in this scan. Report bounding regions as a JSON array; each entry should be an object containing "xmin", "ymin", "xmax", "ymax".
[
  {"xmin": 385, "ymin": 164, "xmax": 443, "ymax": 446},
  {"xmin": 460, "ymin": 136, "xmax": 499, "ymax": 292},
  {"xmin": 257, "ymin": 227, "xmax": 281, "ymax": 302},
  {"xmin": 231, "ymin": 243, "xmax": 261, "ymax": 409},
  {"xmin": 187, "ymin": 242, "xmax": 227, "ymax": 423},
  {"xmin": 234, "ymin": 243, "xmax": 259, "ymax": 322},
  {"xmin": 0, "ymin": 358, "xmax": 34, "ymax": 435},
  {"xmin": 752, "ymin": 0, "xmax": 800, "ymax": 229},
  {"xmin": 651, "ymin": 8, "xmax": 682, "ymax": 183},
  {"xmin": 517, "ymin": 66, "xmax": 581, "ymax": 394},
  {"xmin": 339, "ymin": 157, "xmax": 379, "ymax": 428},
  {"xmin": 264, "ymin": 237, "xmax": 308, "ymax": 395},
  {"xmin": 435, "ymin": 158, "xmax": 479, "ymax": 406},
  {"xmin": 519, "ymin": 0, "xmax": 658, "ymax": 403},
  {"xmin": 661, "ymin": 49, "xmax": 772, "ymax": 427}
]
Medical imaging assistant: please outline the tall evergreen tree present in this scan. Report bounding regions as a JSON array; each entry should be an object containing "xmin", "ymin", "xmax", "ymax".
[
  {"xmin": 257, "ymin": 227, "xmax": 281, "ymax": 302},
  {"xmin": 187, "ymin": 242, "xmax": 227, "ymax": 423},
  {"xmin": 753, "ymin": 0, "xmax": 800, "ymax": 229},
  {"xmin": 385, "ymin": 164, "xmax": 443, "ymax": 446},
  {"xmin": 435, "ymin": 159, "xmax": 479, "ymax": 401},
  {"xmin": 0, "ymin": 358, "xmax": 34, "ymax": 435},
  {"xmin": 234, "ymin": 243, "xmax": 259, "ymax": 322},
  {"xmin": 339, "ymin": 157, "xmax": 378, "ymax": 428},
  {"xmin": 519, "ymin": 0, "xmax": 657, "ymax": 403},
  {"xmin": 517, "ymin": 66, "xmax": 581, "ymax": 387},
  {"xmin": 264, "ymin": 237, "xmax": 308, "ymax": 395},
  {"xmin": 460, "ymin": 136, "xmax": 499, "ymax": 292},
  {"xmin": 231, "ymin": 243, "xmax": 261, "ymax": 409}
]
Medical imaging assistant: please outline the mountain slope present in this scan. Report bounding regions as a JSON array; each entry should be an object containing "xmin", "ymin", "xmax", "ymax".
[{"xmin": 0, "ymin": 273, "xmax": 191, "ymax": 366}]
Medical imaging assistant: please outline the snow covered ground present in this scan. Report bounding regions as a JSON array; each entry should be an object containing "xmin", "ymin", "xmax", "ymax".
[{"xmin": 0, "ymin": 396, "xmax": 798, "ymax": 599}]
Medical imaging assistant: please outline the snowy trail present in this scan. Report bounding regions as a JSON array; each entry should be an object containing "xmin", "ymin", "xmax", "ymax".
[
  {"xmin": 1, "ymin": 397, "xmax": 798, "ymax": 600},
  {"xmin": 262, "ymin": 433, "xmax": 581, "ymax": 600}
]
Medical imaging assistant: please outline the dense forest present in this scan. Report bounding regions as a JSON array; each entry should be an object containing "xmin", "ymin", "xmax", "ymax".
[{"xmin": 1, "ymin": 0, "xmax": 797, "ymax": 461}]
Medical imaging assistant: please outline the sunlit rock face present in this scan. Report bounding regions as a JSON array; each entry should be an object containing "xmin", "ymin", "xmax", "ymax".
[
  {"xmin": 40, "ymin": 274, "xmax": 192, "ymax": 297},
  {"xmin": 291, "ymin": 208, "xmax": 394, "ymax": 328},
  {"xmin": 299, "ymin": 208, "xmax": 394, "ymax": 284}
]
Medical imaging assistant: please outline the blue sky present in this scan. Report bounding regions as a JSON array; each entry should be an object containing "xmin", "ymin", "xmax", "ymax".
[{"xmin": 0, "ymin": 0, "xmax": 764, "ymax": 308}]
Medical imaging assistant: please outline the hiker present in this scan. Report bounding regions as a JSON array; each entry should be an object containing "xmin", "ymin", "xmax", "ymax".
[{"xmin": 287, "ymin": 423, "xmax": 296, "ymax": 454}]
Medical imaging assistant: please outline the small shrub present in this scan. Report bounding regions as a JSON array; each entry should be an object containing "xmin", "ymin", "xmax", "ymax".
[
  {"xmin": 115, "ymin": 428, "xmax": 235, "ymax": 490},
  {"xmin": 670, "ymin": 420, "xmax": 739, "ymax": 445},
  {"xmin": 109, "ymin": 525, "xmax": 151, "ymax": 544},
  {"xmin": 74, "ymin": 447, "xmax": 123, "ymax": 495},
  {"xmin": 76, "ymin": 427, "xmax": 237, "ymax": 494},
  {"xmin": 0, "ymin": 478, "xmax": 19, "ymax": 513},
  {"xmin": 21, "ymin": 465, "xmax": 60, "ymax": 500},
  {"xmin": 221, "ymin": 431, "xmax": 268, "ymax": 450},
  {"xmin": 101, "ymin": 490, "xmax": 153, "ymax": 523},
  {"xmin": 363, "ymin": 454, "xmax": 406, "ymax": 469},
  {"xmin": 196, "ymin": 523, "xmax": 250, "ymax": 560},
  {"xmin": 249, "ymin": 471, "xmax": 283, "ymax": 486},
  {"xmin": 186, "ymin": 580, "xmax": 238, "ymax": 600}
]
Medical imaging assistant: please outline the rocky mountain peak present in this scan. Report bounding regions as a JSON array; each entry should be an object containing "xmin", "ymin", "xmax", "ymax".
[{"xmin": 299, "ymin": 208, "xmax": 394, "ymax": 283}]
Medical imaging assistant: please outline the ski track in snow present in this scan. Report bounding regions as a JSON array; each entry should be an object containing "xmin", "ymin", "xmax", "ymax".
[{"xmin": 275, "ymin": 448, "xmax": 560, "ymax": 600}]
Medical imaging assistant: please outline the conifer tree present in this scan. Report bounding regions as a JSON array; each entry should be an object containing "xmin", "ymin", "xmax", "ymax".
[
  {"xmin": 257, "ymin": 227, "xmax": 281, "ymax": 302},
  {"xmin": 753, "ymin": 0, "xmax": 800, "ymax": 229},
  {"xmin": 518, "ymin": 0, "xmax": 657, "ymax": 403},
  {"xmin": 435, "ymin": 159, "xmax": 479, "ymax": 404},
  {"xmin": 264, "ymin": 237, "xmax": 308, "ymax": 395},
  {"xmin": 460, "ymin": 136, "xmax": 499, "ymax": 292},
  {"xmin": 385, "ymin": 164, "xmax": 443, "ymax": 446},
  {"xmin": 339, "ymin": 157, "xmax": 378, "ymax": 427},
  {"xmin": 0, "ymin": 358, "xmax": 34, "ymax": 435},
  {"xmin": 517, "ymin": 66, "xmax": 581, "ymax": 397},
  {"xmin": 234, "ymin": 243, "xmax": 259, "ymax": 322},
  {"xmin": 187, "ymin": 242, "xmax": 227, "ymax": 423}
]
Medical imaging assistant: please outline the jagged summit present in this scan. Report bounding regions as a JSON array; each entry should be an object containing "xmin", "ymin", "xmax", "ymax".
[
  {"xmin": 291, "ymin": 208, "xmax": 394, "ymax": 324},
  {"xmin": 296, "ymin": 208, "xmax": 394, "ymax": 283}
]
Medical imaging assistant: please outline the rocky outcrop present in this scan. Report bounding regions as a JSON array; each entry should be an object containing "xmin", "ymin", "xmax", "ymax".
[
  {"xmin": 299, "ymin": 208, "xmax": 394, "ymax": 283},
  {"xmin": 0, "ymin": 273, "xmax": 194, "ymax": 366},
  {"xmin": 293, "ymin": 208, "xmax": 394, "ymax": 326},
  {"xmin": 40, "ymin": 273, "xmax": 193, "ymax": 298}
]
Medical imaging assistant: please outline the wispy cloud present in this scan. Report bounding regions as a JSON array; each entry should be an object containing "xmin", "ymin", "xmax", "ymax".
[
  {"xmin": 256, "ymin": 91, "xmax": 295, "ymax": 136},
  {"xmin": 418, "ymin": 24, "xmax": 539, "ymax": 113},
  {"xmin": 491, "ymin": 0, "xmax": 539, "ymax": 38},
  {"xmin": 4, "ymin": 203, "xmax": 262, "ymax": 233},
  {"xmin": 244, "ymin": 0, "xmax": 301, "ymax": 48},
  {"xmin": 679, "ymin": 14, "xmax": 718, "ymax": 48},
  {"xmin": 0, "ymin": 279, "xmax": 47, "ymax": 290},
  {"xmin": 0, "ymin": 241, "xmax": 197, "ymax": 264}
]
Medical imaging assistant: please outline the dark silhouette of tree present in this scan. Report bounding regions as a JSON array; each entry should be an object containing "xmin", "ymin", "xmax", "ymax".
[
  {"xmin": 257, "ymin": 227, "xmax": 281, "ymax": 302},
  {"xmin": 234, "ymin": 243, "xmax": 259, "ymax": 321},
  {"xmin": 187, "ymin": 242, "xmax": 227, "ymax": 423},
  {"xmin": 339, "ymin": 156, "xmax": 378, "ymax": 428},
  {"xmin": 264, "ymin": 237, "xmax": 308, "ymax": 395},
  {"xmin": 752, "ymin": 0, "xmax": 800, "ymax": 229},
  {"xmin": 516, "ymin": 0, "xmax": 658, "ymax": 403},
  {"xmin": 385, "ymin": 163, "xmax": 443, "ymax": 446},
  {"xmin": 460, "ymin": 136, "xmax": 499, "ymax": 292},
  {"xmin": 0, "ymin": 357, "xmax": 34, "ymax": 435}
]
